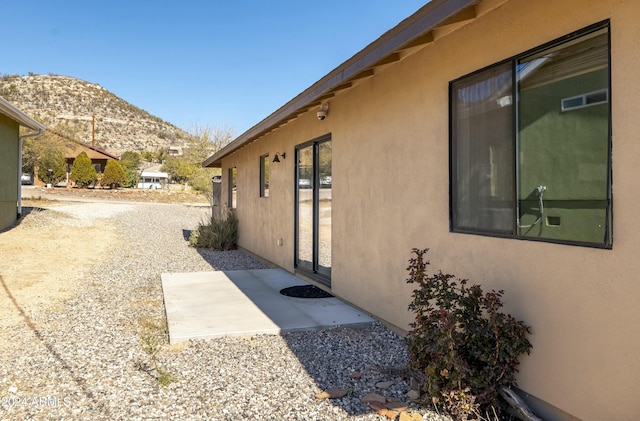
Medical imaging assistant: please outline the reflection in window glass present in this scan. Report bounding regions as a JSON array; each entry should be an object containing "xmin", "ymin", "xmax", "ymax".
[
  {"xmin": 260, "ymin": 154, "xmax": 269, "ymax": 198},
  {"xmin": 297, "ymin": 145, "xmax": 313, "ymax": 271},
  {"xmin": 451, "ymin": 24, "xmax": 611, "ymax": 247},
  {"xmin": 228, "ymin": 167, "xmax": 237, "ymax": 209},
  {"xmin": 296, "ymin": 136, "xmax": 332, "ymax": 281},
  {"xmin": 317, "ymin": 141, "xmax": 332, "ymax": 277}
]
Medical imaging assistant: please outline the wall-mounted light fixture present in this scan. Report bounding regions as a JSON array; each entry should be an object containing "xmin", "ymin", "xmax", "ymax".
[
  {"xmin": 272, "ymin": 152, "xmax": 286, "ymax": 163},
  {"xmin": 317, "ymin": 103, "xmax": 329, "ymax": 121}
]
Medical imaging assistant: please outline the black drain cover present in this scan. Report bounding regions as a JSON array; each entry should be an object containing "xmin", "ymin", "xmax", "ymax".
[{"xmin": 279, "ymin": 285, "xmax": 334, "ymax": 298}]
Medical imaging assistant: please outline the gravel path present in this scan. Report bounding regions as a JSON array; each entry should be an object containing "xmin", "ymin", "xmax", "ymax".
[{"xmin": 0, "ymin": 202, "xmax": 452, "ymax": 421}]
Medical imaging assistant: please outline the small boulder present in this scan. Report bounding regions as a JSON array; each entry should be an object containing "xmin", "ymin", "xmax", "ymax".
[
  {"xmin": 399, "ymin": 411, "xmax": 425, "ymax": 421},
  {"xmin": 375, "ymin": 380, "xmax": 395, "ymax": 389},
  {"xmin": 385, "ymin": 401, "xmax": 409, "ymax": 411},
  {"xmin": 406, "ymin": 389, "xmax": 420, "ymax": 401},
  {"xmin": 362, "ymin": 393, "xmax": 387, "ymax": 404}
]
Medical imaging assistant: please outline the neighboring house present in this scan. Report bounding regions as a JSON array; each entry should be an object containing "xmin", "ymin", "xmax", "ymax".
[
  {"xmin": 64, "ymin": 141, "xmax": 118, "ymax": 173},
  {"xmin": 0, "ymin": 96, "xmax": 46, "ymax": 230},
  {"xmin": 168, "ymin": 145, "xmax": 183, "ymax": 156},
  {"xmin": 64, "ymin": 141, "xmax": 118, "ymax": 179},
  {"xmin": 203, "ymin": 1, "xmax": 639, "ymax": 420}
]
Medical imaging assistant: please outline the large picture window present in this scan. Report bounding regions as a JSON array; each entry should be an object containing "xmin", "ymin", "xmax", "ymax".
[{"xmin": 451, "ymin": 22, "xmax": 611, "ymax": 248}]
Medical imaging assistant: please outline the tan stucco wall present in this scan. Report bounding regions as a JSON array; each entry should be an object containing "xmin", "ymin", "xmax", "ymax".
[
  {"xmin": 221, "ymin": 1, "xmax": 640, "ymax": 419},
  {"xmin": 0, "ymin": 114, "xmax": 20, "ymax": 230}
]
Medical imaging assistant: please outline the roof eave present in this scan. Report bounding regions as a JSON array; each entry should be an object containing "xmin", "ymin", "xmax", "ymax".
[
  {"xmin": 203, "ymin": 0, "xmax": 479, "ymax": 168},
  {"xmin": 0, "ymin": 95, "xmax": 47, "ymax": 132}
]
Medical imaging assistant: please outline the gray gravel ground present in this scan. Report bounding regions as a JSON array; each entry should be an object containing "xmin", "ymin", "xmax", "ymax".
[{"xmin": 0, "ymin": 201, "xmax": 452, "ymax": 421}]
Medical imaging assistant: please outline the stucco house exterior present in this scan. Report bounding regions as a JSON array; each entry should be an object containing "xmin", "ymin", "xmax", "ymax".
[
  {"xmin": 0, "ymin": 96, "xmax": 46, "ymax": 231},
  {"xmin": 203, "ymin": 1, "xmax": 639, "ymax": 419}
]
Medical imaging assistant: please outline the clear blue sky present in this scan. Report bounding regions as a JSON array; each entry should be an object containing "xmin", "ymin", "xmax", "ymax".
[{"xmin": 1, "ymin": 1, "xmax": 428, "ymax": 136}]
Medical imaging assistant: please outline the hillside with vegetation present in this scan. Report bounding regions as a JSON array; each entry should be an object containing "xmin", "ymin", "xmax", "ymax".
[{"xmin": 0, "ymin": 73, "xmax": 195, "ymax": 154}]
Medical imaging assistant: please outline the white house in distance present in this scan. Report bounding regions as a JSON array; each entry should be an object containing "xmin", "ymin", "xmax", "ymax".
[
  {"xmin": 204, "ymin": 1, "xmax": 640, "ymax": 420},
  {"xmin": 137, "ymin": 171, "xmax": 168, "ymax": 190}
]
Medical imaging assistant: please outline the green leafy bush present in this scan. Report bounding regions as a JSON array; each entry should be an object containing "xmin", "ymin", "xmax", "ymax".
[
  {"xmin": 120, "ymin": 151, "xmax": 141, "ymax": 188},
  {"xmin": 189, "ymin": 211, "xmax": 238, "ymax": 250},
  {"xmin": 405, "ymin": 248, "xmax": 532, "ymax": 420},
  {"xmin": 70, "ymin": 151, "xmax": 97, "ymax": 188},
  {"xmin": 100, "ymin": 159, "xmax": 126, "ymax": 189},
  {"xmin": 37, "ymin": 147, "xmax": 67, "ymax": 185}
]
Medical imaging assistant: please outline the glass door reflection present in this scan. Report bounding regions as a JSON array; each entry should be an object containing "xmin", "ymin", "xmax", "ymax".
[{"xmin": 295, "ymin": 136, "xmax": 331, "ymax": 282}]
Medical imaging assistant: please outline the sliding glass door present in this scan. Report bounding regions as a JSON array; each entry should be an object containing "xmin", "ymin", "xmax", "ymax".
[{"xmin": 295, "ymin": 135, "xmax": 332, "ymax": 282}]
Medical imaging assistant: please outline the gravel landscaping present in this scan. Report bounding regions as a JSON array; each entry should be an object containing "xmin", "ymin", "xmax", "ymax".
[{"xmin": 0, "ymin": 201, "xmax": 452, "ymax": 420}]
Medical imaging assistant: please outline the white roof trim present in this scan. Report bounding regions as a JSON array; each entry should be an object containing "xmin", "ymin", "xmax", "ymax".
[{"xmin": 0, "ymin": 95, "xmax": 47, "ymax": 132}]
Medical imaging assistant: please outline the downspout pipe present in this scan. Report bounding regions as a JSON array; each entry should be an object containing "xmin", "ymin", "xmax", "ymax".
[{"xmin": 17, "ymin": 128, "xmax": 43, "ymax": 218}]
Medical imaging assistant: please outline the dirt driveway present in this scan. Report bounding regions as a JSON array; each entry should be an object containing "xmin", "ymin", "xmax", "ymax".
[
  {"xmin": 1, "ymin": 187, "xmax": 207, "ymax": 332},
  {"xmin": 0, "ymin": 202, "xmax": 118, "ymax": 333}
]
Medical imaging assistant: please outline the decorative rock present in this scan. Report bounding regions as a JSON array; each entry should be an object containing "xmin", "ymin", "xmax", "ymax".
[
  {"xmin": 407, "ymin": 389, "xmax": 421, "ymax": 401},
  {"xmin": 409, "ymin": 376, "xmax": 420, "ymax": 390},
  {"xmin": 351, "ymin": 371, "xmax": 362, "ymax": 379},
  {"xmin": 315, "ymin": 391, "xmax": 331, "ymax": 399},
  {"xmin": 0, "ymin": 202, "xmax": 455, "ymax": 421},
  {"xmin": 315, "ymin": 388, "xmax": 349, "ymax": 399},
  {"xmin": 383, "ymin": 409, "xmax": 400, "ymax": 419},
  {"xmin": 385, "ymin": 401, "xmax": 409, "ymax": 411},
  {"xmin": 369, "ymin": 402, "xmax": 399, "ymax": 420},
  {"xmin": 376, "ymin": 380, "xmax": 395, "ymax": 389},
  {"xmin": 399, "ymin": 411, "xmax": 425, "ymax": 421},
  {"xmin": 362, "ymin": 392, "xmax": 387, "ymax": 404},
  {"xmin": 369, "ymin": 401, "xmax": 386, "ymax": 411}
]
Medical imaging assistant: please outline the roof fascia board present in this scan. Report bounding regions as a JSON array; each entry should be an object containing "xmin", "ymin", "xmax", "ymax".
[
  {"xmin": 47, "ymin": 127, "xmax": 119, "ymax": 160},
  {"xmin": 204, "ymin": 0, "xmax": 478, "ymax": 168}
]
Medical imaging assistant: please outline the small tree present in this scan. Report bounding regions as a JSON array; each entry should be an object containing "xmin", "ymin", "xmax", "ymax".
[
  {"xmin": 120, "ymin": 151, "xmax": 140, "ymax": 169},
  {"xmin": 160, "ymin": 125, "xmax": 231, "ymax": 196},
  {"xmin": 37, "ymin": 147, "xmax": 67, "ymax": 186},
  {"xmin": 161, "ymin": 156, "xmax": 195, "ymax": 184},
  {"xmin": 120, "ymin": 151, "xmax": 140, "ymax": 188},
  {"xmin": 70, "ymin": 151, "xmax": 97, "ymax": 188},
  {"xmin": 100, "ymin": 159, "xmax": 126, "ymax": 189}
]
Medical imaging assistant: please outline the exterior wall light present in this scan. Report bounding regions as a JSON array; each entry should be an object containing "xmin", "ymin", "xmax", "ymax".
[
  {"xmin": 273, "ymin": 152, "xmax": 286, "ymax": 163},
  {"xmin": 317, "ymin": 103, "xmax": 329, "ymax": 120}
]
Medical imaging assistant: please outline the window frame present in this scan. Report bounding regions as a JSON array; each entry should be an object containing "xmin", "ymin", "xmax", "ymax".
[
  {"xmin": 228, "ymin": 166, "xmax": 237, "ymax": 209},
  {"xmin": 449, "ymin": 20, "xmax": 612, "ymax": 249},
  {"xmin": 260, "ymin": 153, "xmax": 269, "ymax": 198},
  {"xmin": 294, "ymin": 133, "xmax": 332, "ymax": 284}
]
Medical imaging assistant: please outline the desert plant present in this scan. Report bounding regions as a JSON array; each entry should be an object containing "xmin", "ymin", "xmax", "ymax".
[
  {"xmin": 189, "ymin": 211, "xmax": 238, "ymax": 250},
  {"xmin": 405, "ymin": 248, "xmax": 532, "ymax": 420},
  {"xmin": 138, "ymin": 316, "xmax": 176, "ymax": 387},
  {"xmin": 100, "ymin": 159, "xmax": 127, "ymax": 189},
  {"xmin": 70, "ymin": 151, "xmax": 97, "ymax": 188}
]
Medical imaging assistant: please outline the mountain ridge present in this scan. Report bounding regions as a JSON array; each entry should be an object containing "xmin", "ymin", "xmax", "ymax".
[{"xmin": 0, "ymin": 74, "xmax": 196, "ymax": 155}]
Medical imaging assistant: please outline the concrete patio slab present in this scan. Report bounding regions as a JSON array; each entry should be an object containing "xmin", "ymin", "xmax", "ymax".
[{"xmin": 161, "ymin": 268, "xmax": 375, "ymax": 344}]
